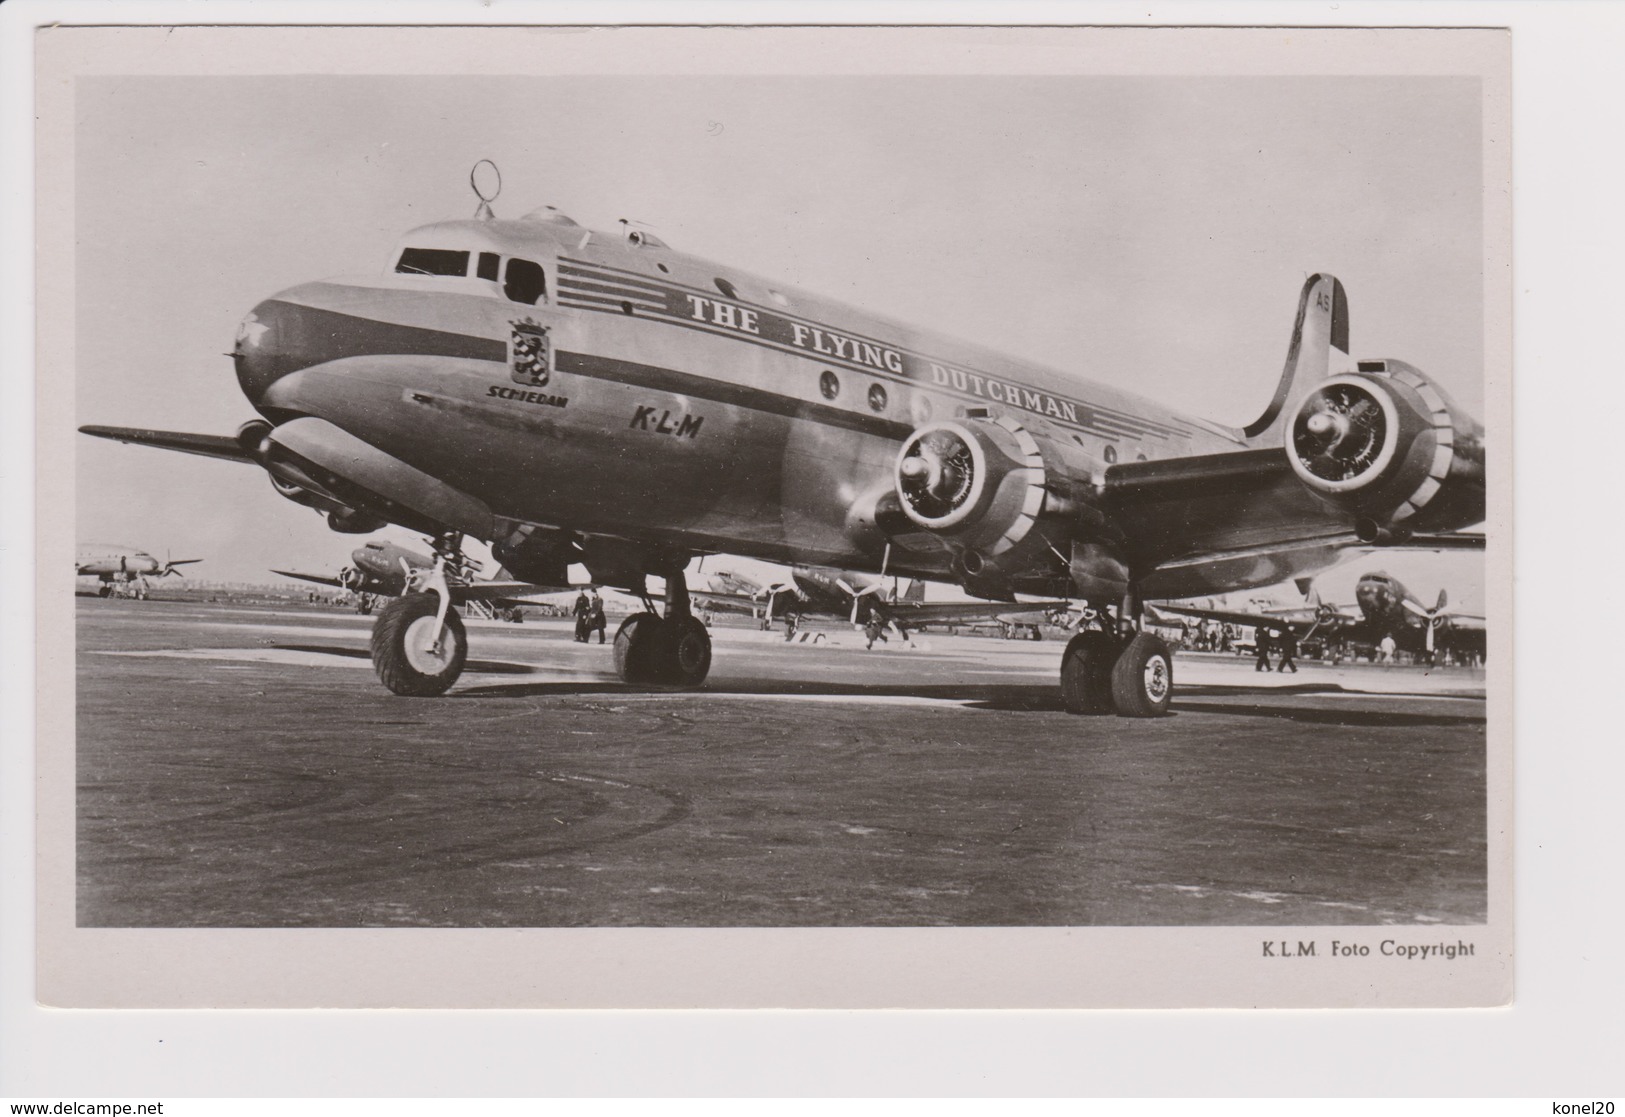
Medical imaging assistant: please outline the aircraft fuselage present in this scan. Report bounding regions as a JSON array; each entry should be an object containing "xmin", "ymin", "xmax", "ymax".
[
  {"xmin": 76, "ymin": 546, "xmax": 163, "ymax": 582},
  {"xmin": 233, "ymin": 209, "xmax": 1266, "ymax": 595}
]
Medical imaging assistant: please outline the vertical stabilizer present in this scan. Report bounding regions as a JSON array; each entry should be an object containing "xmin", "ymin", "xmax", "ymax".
[{"xmin": 1242, "ymin": 274, "xmax": 1350, "ymax": 443}]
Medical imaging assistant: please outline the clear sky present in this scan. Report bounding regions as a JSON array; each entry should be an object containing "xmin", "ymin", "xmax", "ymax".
[{"xmin": 73, "ymin": 73, "xmax": 1486, "ymax": 605}]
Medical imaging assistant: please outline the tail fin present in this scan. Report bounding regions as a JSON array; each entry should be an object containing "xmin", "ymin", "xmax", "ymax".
[
  {"xmin": 1242, "ymin": 274, "xmax": 1350, "ymax": 443},
  {"xmin": 902, "ymin": 579, "xmax": 926, "ymax": 604}
]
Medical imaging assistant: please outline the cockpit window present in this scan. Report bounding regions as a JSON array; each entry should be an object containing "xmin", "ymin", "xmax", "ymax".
[
  {"xmin": 477, "ymin": 252, "xmax": 501, "ymax": 281},
  {"xmin": 395, "ymin": 247, "xmax": 470, "ymax": 276},
  {"xmin": 504, "ymin": 258, "xmax": 547, "ymax": 305}
]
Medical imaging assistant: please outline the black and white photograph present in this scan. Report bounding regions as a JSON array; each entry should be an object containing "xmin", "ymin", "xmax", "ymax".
[{"xmin": 30, "ymin": 24, "xmax": 1511, "ymax": 1011}]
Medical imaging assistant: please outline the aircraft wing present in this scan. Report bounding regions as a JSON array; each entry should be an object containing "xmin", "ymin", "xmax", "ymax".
[
  {"xmin": 688, "ymin": 589, "xmax": 768, "ymax": 615},
  {"xmin": 1095, "ymin": 449, "xmax": 1366, "ymax": 598},
  {"xmin": 1390, "ymin": 532, "xmax": 1486, "ymax": 550},
  {"xmin": 450, "ymin": 580, "xmax": 576, "ymax": 602},
  {"xmin": 80, "ymin": 425, "xmax": 257, "ymax": 464},
  {"xmin": 1147, "ymin": 601, "xmax": 1329, "ymax": 636},
  {"xmin": 271, "ymin": 569, "xmax": 346, "ymax": 589},
  {"xmin": 879, "ymin": 599, "xmax": 1073, "ymax": 626}
]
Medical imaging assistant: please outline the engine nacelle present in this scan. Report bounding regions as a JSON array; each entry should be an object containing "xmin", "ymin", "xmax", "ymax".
[
  {"xmin": 326, "ymin": 506, "xmax": 389, "ymax": 534},
  {"xmin": 1286, "ymin": 361, "xmax": 1484, "ymax": 535},
  {"xmin": 269, "ymin": 471, "xmax": 329, "ymax": 511},
  {"xmin": 267, "ymin": 471, "xmax": 386, "ymax": 533},
  {"xmin": 894, "ymin": 416, "xmax": 1067, "ymax": 579}
]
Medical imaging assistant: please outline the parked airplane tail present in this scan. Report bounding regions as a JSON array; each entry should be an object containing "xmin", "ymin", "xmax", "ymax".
[
  {"xmin": 901, "ymin": 579, "xmax": 926, "ymax": 604},
  {"xmin": 1242, "ymin": 273, "xmax": 1350, "ymax": 443}
]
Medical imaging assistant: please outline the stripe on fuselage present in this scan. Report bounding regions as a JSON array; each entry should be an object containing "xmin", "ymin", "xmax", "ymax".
[
  {"xmin": 556, "ymin": 350, "xmax": 914, "ymax": 441},
  {"xmin": 557, "ymin": 257, "xmax": 1195, "ymax": 444}
]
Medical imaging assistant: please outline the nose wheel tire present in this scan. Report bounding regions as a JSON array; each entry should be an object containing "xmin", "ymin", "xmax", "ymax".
[
  {"xmin": 1110, "ymin": 633, "xmax": 1174, "ymax": 718},
  {"xmin": 1060, "ymin": 630, "xmax": 1118, "ymax": 714},
  {"xmin": 371, "ymin": 592, "xmax": 468, "ymax": 696}
]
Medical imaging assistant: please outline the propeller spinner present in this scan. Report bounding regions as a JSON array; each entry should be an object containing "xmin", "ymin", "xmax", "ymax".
[
  {"xmin": 1292, "ymin": 381, "xmax": 1391, "ymax": 484},
  {"xmin": 898, "ymin": 427, "xmax": 977, "ymax": 522}
]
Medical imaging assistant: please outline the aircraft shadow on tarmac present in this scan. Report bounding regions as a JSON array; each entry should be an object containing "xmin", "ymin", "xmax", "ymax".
[
  {"xmin": 277, "ymin": 643, "xmax": 1484, "ymax": 727},
  {"xmin": 276, "ymin": 643, "xmax": 538, "ymax": 675}
]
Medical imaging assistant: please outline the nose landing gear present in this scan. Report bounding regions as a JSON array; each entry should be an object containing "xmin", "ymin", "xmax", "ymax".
[
  {"xmin": 613, "ymin": 560, "xmax": 712, "ymax": 687},
  {"xmin": 371, "ymin": 591, "xmax": 468, "ymax": 696},
  {"xmin": 370, "ymin": 531, "xmax": 473, "ymax": 696}
]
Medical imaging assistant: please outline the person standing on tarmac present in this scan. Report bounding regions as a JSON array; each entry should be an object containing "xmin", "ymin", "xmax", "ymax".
[
  {"xmin": 1254, "ymin": 627, "xmax": 1273, "ymax": 672},
  {"xmin": 572, "ymin": 588, "xmax": 591, "ymax": 643},
  {"xmin": 588, "ymin": 589, "xmax": 607, "ymax": 645},
  {"xmin": 1276, "ymin": 627, "xmax": 1299, "ymax": 673},
  {"xmin": 864, "ymin": 615, "xmax": 887, "ymax": 650}
]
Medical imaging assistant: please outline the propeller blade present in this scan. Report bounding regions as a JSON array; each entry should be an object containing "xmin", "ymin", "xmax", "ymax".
[
  {"xmin": 1435, "ymin": 587, "xmax": 1449, "ymax": 612},
  {"xmin": 1401, "ymin": 598, "xmax": 1433, "ymax": 619}
]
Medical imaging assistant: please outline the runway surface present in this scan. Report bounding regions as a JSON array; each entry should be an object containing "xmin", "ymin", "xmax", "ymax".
[{"xmin": 75, "ymin": 598, "xmax": 1488, "ymax": 928}]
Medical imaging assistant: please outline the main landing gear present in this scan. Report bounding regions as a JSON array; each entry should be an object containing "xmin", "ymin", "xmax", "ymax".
[
  {"xmin": 614, "ymin": 561, "xmax": 712, "ymax": 688},
  {"xmin": 1059, "ymin": 591, "xmax": 1173, "ymax": 717},
  {"xmin": 371, "ymin": 531, "xmax": 472, "ymax": 697}
]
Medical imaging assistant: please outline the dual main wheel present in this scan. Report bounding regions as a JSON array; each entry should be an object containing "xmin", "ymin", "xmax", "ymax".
[
  {"xmin": 1059, "ymin": 631, "xmax": 1173, "ymax": 717},
  {"xmin": 613, "ymin": 611, "xmax": 712, "ymax": 687}
]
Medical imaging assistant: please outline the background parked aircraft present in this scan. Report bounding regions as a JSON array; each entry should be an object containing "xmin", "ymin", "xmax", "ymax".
[
  {"xmin": 690, "ymin": 564, "xmax": 1071, "ymax": 639},
  {"xmin": 1151, "ymin": 569, "xmax": 1486, "ymax": 663},
  {"xmin": 274, "ymin": 538, "xmax": 572, "ymax": 618},
  {"xmin": 76, "ymin": 544, "xmax": 200, "ymax": 598}
]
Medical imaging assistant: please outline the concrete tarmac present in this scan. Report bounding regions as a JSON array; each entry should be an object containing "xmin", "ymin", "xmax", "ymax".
[{"xmin": 76, "ymin": 598, "xmax": 1488, "ymax": 928}]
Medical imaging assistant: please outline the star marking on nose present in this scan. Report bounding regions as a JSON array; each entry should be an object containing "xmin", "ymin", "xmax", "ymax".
[{"xmin": 237, "ymin": 315, "xmax": 269, "ymax": 346}]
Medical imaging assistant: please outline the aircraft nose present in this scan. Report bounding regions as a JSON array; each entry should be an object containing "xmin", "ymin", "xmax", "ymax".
[{"xmin": 232, "ymin": 299, "xmax": 293, "ymax": 405}]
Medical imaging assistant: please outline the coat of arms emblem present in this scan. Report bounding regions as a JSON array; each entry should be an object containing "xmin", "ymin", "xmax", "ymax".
[{"xmin": 509, "ymin": 319, "xmax": 551, "ymax": 387}]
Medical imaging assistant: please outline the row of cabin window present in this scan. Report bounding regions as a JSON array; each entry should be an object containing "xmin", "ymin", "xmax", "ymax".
[
  {"xmin": 816, "ymin": 369, "xmax": 1145, "ymax": 459},
  {"xmin": 395, "ymin": 248, "xmax": 547, "ymax": 306}
]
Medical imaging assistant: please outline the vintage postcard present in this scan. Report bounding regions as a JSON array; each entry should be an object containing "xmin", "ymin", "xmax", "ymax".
[{"xmin": 32, "ymin": 23, "xmax": 1511, "ymax": 1008}]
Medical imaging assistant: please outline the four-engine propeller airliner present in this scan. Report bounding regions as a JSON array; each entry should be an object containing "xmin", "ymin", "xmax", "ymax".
[
  {"xmin": 274, "ymin": 537, "xmax": 556, "ymax": 618},
  {"xmin": 76, "ymin": 544, "xmax": 201, "ymax": 598},
  {"xmin": 1152, "ymin": 571, "xmax": 1486, "ymax": 664},
  {"xmin": 690, "ymin": 563, "xmax": 1072, "ymax": 639},
  {"xmin": 81, "ymin": 167, "xmax": 1485, "ymax": 715}
]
